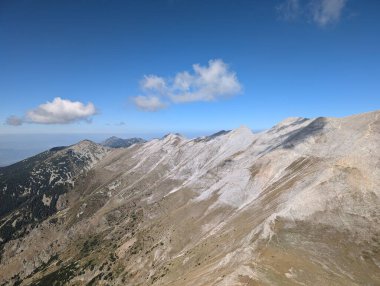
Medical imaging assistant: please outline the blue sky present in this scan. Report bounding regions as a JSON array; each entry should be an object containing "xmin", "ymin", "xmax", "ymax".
[{"xmin": 1, "ymin": 0, "xmax": 379, "ymax": 137}]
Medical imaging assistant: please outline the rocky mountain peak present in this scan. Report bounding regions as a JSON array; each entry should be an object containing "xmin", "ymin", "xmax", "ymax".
[
  {"xmin": 229, "ymin": 125, "xmax": 253, "ymax": 137},
  {"xmin": 0, "ymin": 110, "xmax": 379, "ymax": 286},
  {"xmin": 161, "ymin": 133, "xmax": 186, "ymax": 144}
]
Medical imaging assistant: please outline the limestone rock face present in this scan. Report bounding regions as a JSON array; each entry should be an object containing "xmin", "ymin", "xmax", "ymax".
[{"xmin": 0, "ymin": 110, "xmax": 379, "ymax": 285}]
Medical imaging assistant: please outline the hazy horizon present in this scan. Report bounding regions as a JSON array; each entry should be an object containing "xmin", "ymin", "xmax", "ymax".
[
  {"xmin": 0, "ymin": 130, "xmax": 223, "ymax": 166},
  {"xmin": 1, "ymin": 108, "xmax": 378, "ymax": 166}
]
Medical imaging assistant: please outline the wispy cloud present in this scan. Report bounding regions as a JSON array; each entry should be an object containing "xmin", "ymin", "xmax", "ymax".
[
  {"xmin": 106, "ymin": 121, "xmax": 126, "ymax": 126},
  {"xmin": 141, "ymin": 75, "xmax": 167, "ymax": 93},
  {"xmin": 277, "ymin": 0, "xmax": 348, "ymax": 26},
  {"xmin": 133, "ymin": 95, "xmax": 167, "ymax": 112},
  {"xmin": 311, "ymin": 0, "xmax": 347, "ymax": 26},
  {"xmin": 5, "ymin": 97, "xmax": 97, "ymax": 126},
  {"xmin": 277, "ymin": 0, "xmax": 300, "ymax": 21},
  {"xmin": 132, "ymin": 59, "xmax": 242, "ymax": 112},
  {"xmin": 5, "ymin": 116, "xmax": 23, "ymax": 126}
]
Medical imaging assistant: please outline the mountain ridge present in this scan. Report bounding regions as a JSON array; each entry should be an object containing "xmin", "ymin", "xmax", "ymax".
[
  {"xmin": 101, "ymin": 136, "xmax": 146, "ymax": 148},
  {"xmin": 0, "ymin": 110, "xmax": 379, "ymax": 285}
]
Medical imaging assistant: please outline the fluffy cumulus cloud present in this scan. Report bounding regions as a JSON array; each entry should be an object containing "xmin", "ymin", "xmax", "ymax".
[
  {"xmin": 132, "ymin": 59, "xmax": 242, "ymax": 111},
  {"xmin": 5, "ymin": 97, "xmax": 97, "ymax": 126},
  {"xmin": 141, "ymin": 75, "xmax": 167, "ymax": 92},
  {"xmin": 133, "ymin": 95, "xmax": 167, "ymax": 112},
  {"xmin": 277, "ymin": 0, "xmax": 348, "ymax": 26}
]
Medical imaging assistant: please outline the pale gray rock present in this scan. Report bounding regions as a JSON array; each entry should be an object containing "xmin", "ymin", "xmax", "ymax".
[{"xmin": 0, "ymin": 110, "xmax": 379, "ymax": 285}]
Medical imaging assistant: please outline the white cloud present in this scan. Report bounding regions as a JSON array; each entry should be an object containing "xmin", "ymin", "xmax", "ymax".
[
  {"xmin": 132, "ymin": 59, "xmax": 242, "ymax": 111},
  {"xmin": 5, "ymin": 97, "xmax": 97, "ymax": 125},
  {"xmin": 141, "ymin": 75, "xmax": 167, "ymax": 92},
  {"xmin": 172, "ymin": 59, "xmax": 242, "ymax": 103},
  {"xmin": 26, "ymin": 97, "xmax": 97, "ymax": 124},
  {"xmin": 277, "ymin": 0, "xmax": 347, "ymax": 26},
  {"xmin": 133, "ymin": 95, "xmax": 167, "ymax": 112},
  {"xmin": 311, "ymin": 0, "xmax": 347, "ymax": 26}
]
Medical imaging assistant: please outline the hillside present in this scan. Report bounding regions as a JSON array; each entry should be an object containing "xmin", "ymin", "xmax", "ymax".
[
  {"xmin": 0, "ymin": 111, "xmax": 379, "ymax": 286},
  {"xmin": 101, "ymin": 137, "xmax": 146, "ymax": 149}
]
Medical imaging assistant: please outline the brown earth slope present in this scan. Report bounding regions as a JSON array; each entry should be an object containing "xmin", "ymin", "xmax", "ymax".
[{"xmin": 0, "ymin": 110, "xmax": 379, "ymax": 285}]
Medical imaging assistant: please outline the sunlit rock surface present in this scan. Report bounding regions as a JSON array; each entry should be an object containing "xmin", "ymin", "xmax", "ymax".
[{"xmin": 0, "ymin": 110, "xmax": 379, "ymax": 285}]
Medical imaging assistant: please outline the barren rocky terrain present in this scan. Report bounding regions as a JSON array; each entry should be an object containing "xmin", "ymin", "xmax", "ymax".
[{"xmin": 1, "ymin": 110, "xmax": 379, "ymax": 285}]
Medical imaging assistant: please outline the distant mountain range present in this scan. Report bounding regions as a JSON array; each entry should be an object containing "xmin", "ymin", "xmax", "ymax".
[
  {"xmin": 101, "ymin": 136, "xmax": 146, "ymax": 148},
  {"xmin": 0, "ymin": 111, "xmax": 379, "ymax": 285}
]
